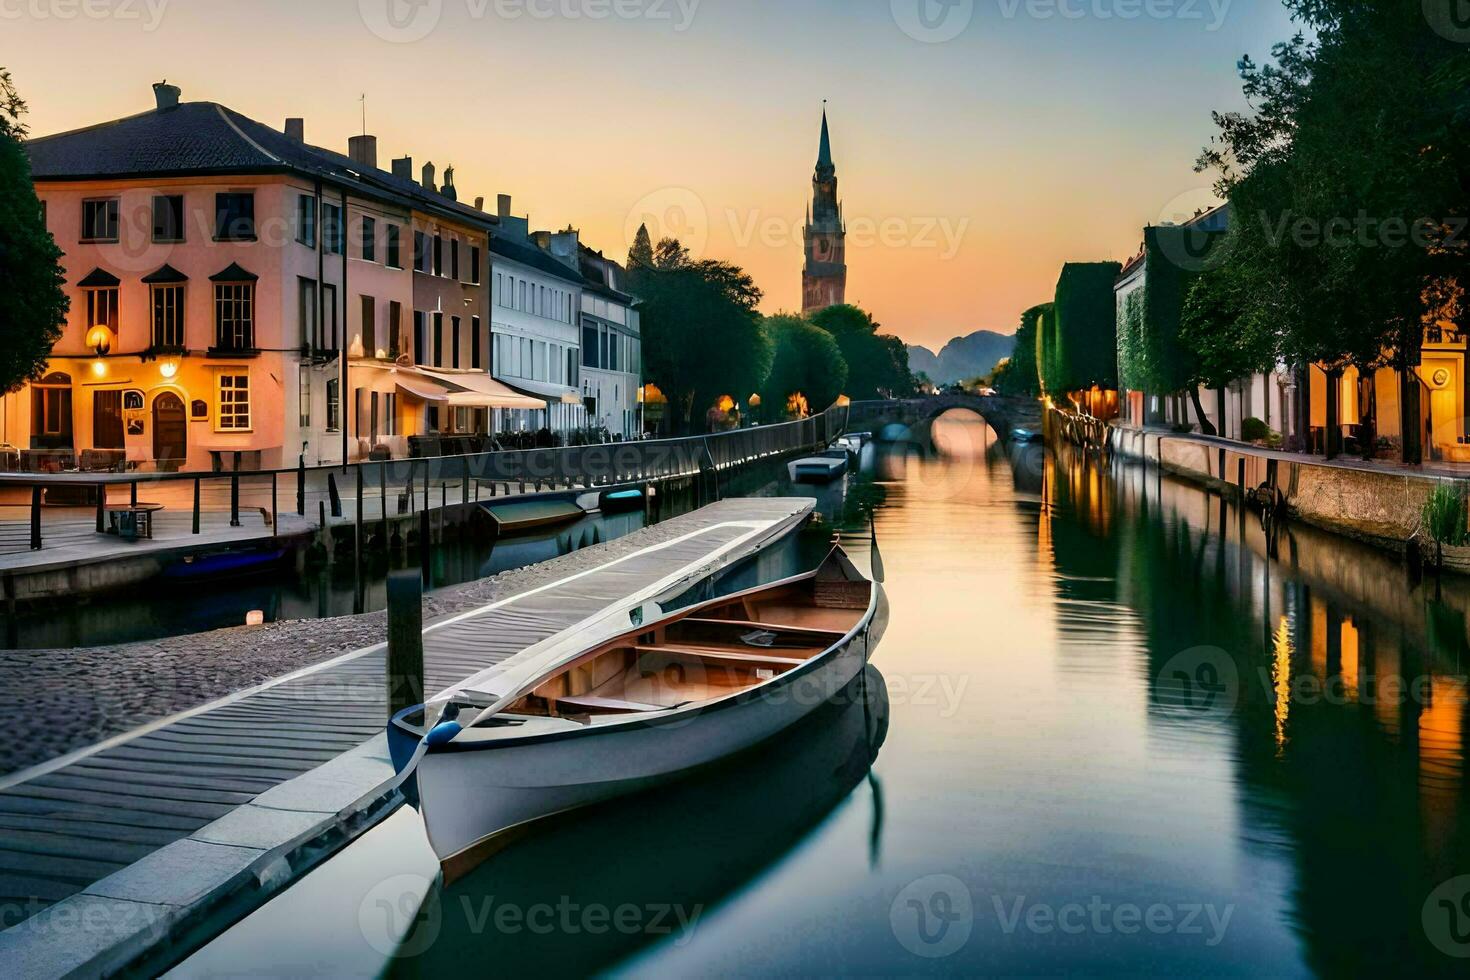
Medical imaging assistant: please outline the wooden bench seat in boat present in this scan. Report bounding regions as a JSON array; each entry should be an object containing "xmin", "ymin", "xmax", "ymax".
[
  {"xmin": 556, "ymin": 694, "xmax": 669, "ymax": 715},
  {"xmin": 632, "ymin": 645, "xmax": 807, "ymax": 670},
  {"xmin": 675, "ymin": 618, "xmax": 848, "ymax": 644}
]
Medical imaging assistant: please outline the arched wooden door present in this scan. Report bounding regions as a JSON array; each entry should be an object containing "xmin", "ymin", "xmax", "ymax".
[{"xmin": 152, "ymin": 392, "xmax": 187, "ymax": 469}]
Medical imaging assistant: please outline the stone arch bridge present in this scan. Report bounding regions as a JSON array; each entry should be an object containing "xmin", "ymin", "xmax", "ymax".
[{"xmin": 846, "ymin": 395, "xmax": 1043, "ymax": 446}]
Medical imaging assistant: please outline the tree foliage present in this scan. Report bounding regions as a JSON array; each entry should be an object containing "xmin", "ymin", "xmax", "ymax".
[
  {"xmin": 626, "ymin": 237, "xmax": 772, "ymax": 432},
  {"xmin": 759, "ymin": 314, "xmax": 847, "ymax": 420},
  {"xmin": 808, "ymin": 303, "xmax": 914, "ymax": 399},
  {"xmin": 997, "ymin": 304, "xmax": 1044, "ymax": 397},
  {"xmin": 627, "ymin": 222, "xmax": 654, "ymax": 271},
  {"xmin": 1049, "ymin": 263, "xmax": 1121, "ymax": 392},
  {"xmin": 0, "ymin": 67, "xmax": 68, "ymax": 395}
]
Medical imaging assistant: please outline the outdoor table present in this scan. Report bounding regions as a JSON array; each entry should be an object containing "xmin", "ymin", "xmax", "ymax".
[{"xmin": 106, "ymin": 503, "xmax": 165, "ymax": 541}]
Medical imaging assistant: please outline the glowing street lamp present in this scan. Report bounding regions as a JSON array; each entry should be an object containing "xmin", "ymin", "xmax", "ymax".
[{"xmin": 86, "ymin": 325, "xmax": 113, "ymax": 357}]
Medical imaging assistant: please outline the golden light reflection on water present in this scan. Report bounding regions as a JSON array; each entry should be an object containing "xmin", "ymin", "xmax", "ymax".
[{"xmin": 1273, "ymin": 617, "xmax": 1294, "ymax": 757}]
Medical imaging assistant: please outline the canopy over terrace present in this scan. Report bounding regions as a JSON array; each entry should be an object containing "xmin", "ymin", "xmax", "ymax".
[{"xmin": 417, "ymin": 369, "xmax": 547, "ymax": 410}]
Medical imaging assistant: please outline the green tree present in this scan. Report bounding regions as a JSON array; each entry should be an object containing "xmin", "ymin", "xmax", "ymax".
[
  {"xmin": 627, "ymin": 223, "xmax": 654, "ymax": 270},
  {"xmin": 0, "ymin": 67, "xmax": 68, "ymax": 395},
  {"xmin": 759, "ymin": 314, "xmax": 848, "ymax": 420},
  {"xmin": 808, "ymin": 304, "xmax": 914, "ymax": 398},
  {"xmin": 1195, "ymin": 2, "xmax": 1469, "ymax": 462},
  {"xmin": 627, "ymin": 238, "xmax": 772, "ymax": 432},
  {"xmin": 1052, "ymin": 263, "xmax": 1122, "ymax": 393},
  {"xmin": 997, "ymin": 304, "xmax": 1044, "ymax": 397}
]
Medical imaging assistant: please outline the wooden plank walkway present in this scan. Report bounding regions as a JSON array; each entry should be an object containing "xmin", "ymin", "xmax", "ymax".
[{"xmin": 0, "ymin": 498, "xmax": 812, "ymax": 923}]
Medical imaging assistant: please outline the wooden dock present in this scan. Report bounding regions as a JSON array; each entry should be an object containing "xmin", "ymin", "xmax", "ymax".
[{"xmin": 0, "ymin": 498, "xmax": 813, "ymax": 973}]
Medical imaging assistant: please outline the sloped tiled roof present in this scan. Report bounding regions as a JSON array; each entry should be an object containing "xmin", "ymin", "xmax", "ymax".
[
  {"xmin": 489, "ymin": 234, "xmax": 585, "ymax": 286},
  {"xmin": 25, "ymin": 101, "xmax": 496, "ymax": 231}
]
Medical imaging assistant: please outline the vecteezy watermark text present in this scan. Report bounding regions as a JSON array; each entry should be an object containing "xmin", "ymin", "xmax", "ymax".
[
  {"xmin": 0, "ymin": 0, "xmax": 169, "ymax": 30},
  {"xmin": 359, "ymin": 0, "xmax": 700, "ymax": 43},
  {"xmin": 991, "ymin": 895, "xmax": 1235, "ymax": 947}
]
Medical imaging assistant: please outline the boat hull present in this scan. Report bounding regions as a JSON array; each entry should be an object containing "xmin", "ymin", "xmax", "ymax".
[{"xmin": 414, "ymin": 593, "xmax": 882, "ymax": 874}]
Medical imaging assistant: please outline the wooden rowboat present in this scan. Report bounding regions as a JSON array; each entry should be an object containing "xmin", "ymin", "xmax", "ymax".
[
  {"xmin": 788, "ymin": 448, "xmax": 851, "ymax": 483},
  {"xmin": 389, "ymin": 544, "xmax": 887, "ymax": 879},
  {"xmin": 481, "ymin": 498, "xmax": 587, "ymax": 536}
]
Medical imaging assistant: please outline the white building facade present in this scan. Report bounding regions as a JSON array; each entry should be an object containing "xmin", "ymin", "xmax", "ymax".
[
  {"xmin": 487, "ymin": 197, "xmax": 585, "ymax": 436},
  {"xmin": 578, "ymin": 248, "xmax": 642, "ymax": 440}
]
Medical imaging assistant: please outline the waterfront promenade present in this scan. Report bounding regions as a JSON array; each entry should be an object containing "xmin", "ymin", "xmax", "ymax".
[{"xmin": 0, "ymin": 498, "xmax": 814, "ymax": 977}]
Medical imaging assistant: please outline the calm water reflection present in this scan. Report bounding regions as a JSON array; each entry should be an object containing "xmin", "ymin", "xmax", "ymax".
[{"xmin": 173, "ymin": 413, "xmax": 1470, "ymax": 977}]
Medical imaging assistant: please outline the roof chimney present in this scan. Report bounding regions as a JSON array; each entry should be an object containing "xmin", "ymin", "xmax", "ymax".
[
  {"xmin": 284, "ymin": 118, "xmax": 305, "ymax": 142},
  {"xmin": 497, "ymin": 194, "xmax": 512, "ymax": 219},
  {"xmin": 441, "ymin": 165, "xmax": 457, "ymax": 201},
  {"xmin": 473, "ymin": 196, "xmax": 485, "ymax": 211},
  {"xmin": 421, "ymin": 162, "xmax": 436, "ymax": 193},
  {"xmin": 152, "ymin": 80, "xmax": 181, "ymax": 111},
  {"xmin": 348, "ymin": 135, "xmax": 378, "ymax": 169},
  {"xmin": 392, "ymin": 156, "xmax": 413, "ymax": 181}
]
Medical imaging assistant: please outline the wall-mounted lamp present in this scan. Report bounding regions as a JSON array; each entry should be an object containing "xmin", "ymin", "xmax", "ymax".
[
  {"xmin": 86, "ymin": 325, "xmax": 113, "ymax": 357},
  {"xmin": 159, "ymin": 360, "xmax": 179, "ymax": 380},
  {"xmin": 90, "ymin": 360, "xmax": 107, "ymax": 379}
]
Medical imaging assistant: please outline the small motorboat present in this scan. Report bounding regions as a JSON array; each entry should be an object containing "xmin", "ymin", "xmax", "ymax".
[
  {"xmin": 481, "ymin": 497, "xmax": 587, "ymax": 536},
  {"xmin": 597, "ymin": 487, "xmax": 645, "ymax": 514},
  {"xmin": 389, "ymin": 544, "xmax": 888, "ymax": 880},
  {"xmin": 162, "ymin": 546, "xmax": 289, "ymax": 581},
  {"xmin": 788, "ymin": 448, "xmax": 851, "ymax": 484}
]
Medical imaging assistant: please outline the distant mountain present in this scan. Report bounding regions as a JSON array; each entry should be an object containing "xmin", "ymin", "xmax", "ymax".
[{"xmin": 908, "ymin": 331, "xmax": 1015, "ymax": 385}]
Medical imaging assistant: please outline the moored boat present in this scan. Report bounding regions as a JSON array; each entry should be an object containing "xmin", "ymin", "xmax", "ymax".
[
  {"xmin": 389, "ymin": 544, "xmax": 887, "ymax": 880},
  {"xmin": 787, "ymin": 448, "xmax": 851, "ymax": 483}
]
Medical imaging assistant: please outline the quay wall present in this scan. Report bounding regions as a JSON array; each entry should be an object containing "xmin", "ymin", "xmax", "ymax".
[{"xmin": 1061, "ymin": 414, "xmax": 1447, "ymax": 551}]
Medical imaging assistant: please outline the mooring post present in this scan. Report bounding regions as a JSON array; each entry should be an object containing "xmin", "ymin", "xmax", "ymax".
[
  {"xmin": 297, "ymin": 455, "xmax": 307, "ymax": 515},
  {"xmin": 419, "ymin": 508, "xmax": 432, "ymax": 582},
  {"xmin": 271, "ymin": 473, "xmax": 279, "ymax": 538},
  {"xmin": 1237, "ymin": 458, "xmax": 1246, "ymax": 501},
  {"xmin": 380, "ymin": 463, "xmax": 389, "ymax": 555},
  {"xmin": 328, "ymin": 472, "xmax": 342, "ymax": 518},
  {"xmin": 29, "ymin": 486, "xmax": 42, "ymax": 551},
  {"xmin": 230, "ymin": 473, "xmax": 241, "ymax": 528},
  {"xmin": 95, "ymin": 484, "xmax": 105, "ymax": 533},
  {"xmin": 355, "ymin": 466, "xmax": 365, "ymax": 559},
  {"xmin": 387, "ymin": 570, "xmax": 425, "ymax": 720},
  {"xmin": 193, "ymin": 478, "xmax": 201, "ymax": 535}
]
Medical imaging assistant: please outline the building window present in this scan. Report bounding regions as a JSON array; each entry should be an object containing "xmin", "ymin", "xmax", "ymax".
[
  {"xmin": 297, "ymin": 194, "xmax": 316, "ymax": 247},
  {"xmin": 299, "ymin": 278, "xmax": 318, "ymax": 350},
  {"xmin": 519, "ymin": 280, "xmax": 527, "ymax": 311},
  {"xmin": 322, "ymin": 283, "xmax": 338, "ymax": 350},
  {"xmin": 326, "ymin": 377, "xmax": 340, "ymax": 432},
  {"xmin": 387, "ymin": 225, "xmax": 401, "ymax": 268},
  {"xmin": 361, "ymin": 295, "xmax": 377, "ymax": 356},
  {"xmin": 31, "ymin": 373, "xmax": 74, "ymax": 449},
  {"xmin": 582, "ymin": 322, "xmax": 599, "ymax": 368},
  {"xmin": 81, "ymin": 199, "xmax": 119, "ymax": 242},
  {"xmin": 470, "ymin": 246, "xmax": 482, "ymax": 285},
  {"xmin": 151, "ymin": 284, "xmax": 185, "ymax": 348},
  {"xmin": 214, "ymin": 193, "xmax": 256, "ymax": 241},
  {"xmin": 414, "ymin": 311, "xmax": 427, "ymax": 365},
  {"xmin": 414, "ymin": 231, "xmax": 429, "ymax": 273},
  {"xmin": 216, "ymin": 372, "xmax": 251, "ymax": 431},
  {"xmin": 452, "ymin": 316, "xmax": 461, "ymax": 369},
  {"xmin": 214, "ymin": 282, "xmax": 255, "ymax": 350},
  {"xmin": 361, "ymin": 216, "xmax": 377, "ymax": 262},
  {"xmin": 450, "ymin": 239, "xmax": 460, "ymax": 281},
  {"xmin": 496, "ymin": 273, "xmax": 503, "ymax": 305},
  {"xmin": 433, "ymin": 312, "xmax": 444, "ymax": 366},
  {"xmin": 433, "ymin": 235, "xmax": 444, "ymax": 277},
  {"xmin": 389, "ymin": 301, "xmax": 403, "ymax": 359},
  {"xmin": 323, "ymin": 203, "xmax": 343, "ymax": 255},
  {"xmin": 471, "ymin": 315, "xmax": 482, "ymax": 370},
  {"xmin": 299, "ymin": 369, "xmax": 311, "ymax": 428},
  {"xmin": 152, "ymin": 195, "xmax": 184, "ymax": 243},
  {"xmin": 86, "ymin": 287, "xmax": 120, "ymax": 333}
]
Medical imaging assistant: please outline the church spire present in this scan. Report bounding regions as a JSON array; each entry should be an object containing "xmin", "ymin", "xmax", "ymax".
[{"xmin": 817, "ymin": 103, "xmax": 833, "ymax": 171}]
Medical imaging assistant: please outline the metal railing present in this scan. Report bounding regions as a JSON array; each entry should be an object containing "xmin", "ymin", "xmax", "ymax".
[{"xmin": 0, "ymin": 406, "xmax": 850, "ymax": 554}]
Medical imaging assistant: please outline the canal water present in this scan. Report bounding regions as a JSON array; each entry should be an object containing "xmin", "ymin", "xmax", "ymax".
[{"xmin": 171, "ymin": 412, "xmax": 1469, "ymax": 977}]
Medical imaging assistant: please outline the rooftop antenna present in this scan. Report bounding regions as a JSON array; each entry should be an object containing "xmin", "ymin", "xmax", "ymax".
[{"xmin": 360, "ymin": 93, "xmax": 366, "ymax": 137}]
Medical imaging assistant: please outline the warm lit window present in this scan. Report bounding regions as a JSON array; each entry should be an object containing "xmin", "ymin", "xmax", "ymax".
[
  {"xmin": 85, "ymin": 287, "xmax": 119, "ymax": 332},
  {"xmin": 216, "ymin": 372, "xmax": 251, "ymax": 431},
  {"xmin": 151, "ymin": 285, "xmax": 185, "ymax": 348},
  {"xmin": 214, "ymin": 281, "xmax": 255, "ymax": 350},
  {"xmin": 81, "ymin": 199, "xmax": 119, "ymax": 242}
]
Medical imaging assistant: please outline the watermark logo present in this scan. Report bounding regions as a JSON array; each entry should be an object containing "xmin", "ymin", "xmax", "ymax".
[
  {"xmin": 1155, "ymin": 646, "xmax": 1240, "ymax": 719},
  {"xmin": 891, "ymin": 0, "xmax": 975, "ymax": 43},
  {"xmin": 890, "ymin": 874, "xmax": 974, "ymax": 958},
  {"xmin": 991, "ymin": 895, "xmax": 1234, "ymax": 946},
  {"xmin": 995, "ymin": 0, "xmax": 1232, "ymax": 31},
  {"xmin": 1423, "ymin": 875, "xmax": 1470, "ymax": 959},
  {"xmin": 358, "ymin": 873, "xmax": 441, "ymax": 957},
  {"xmin": 1425, "ymin": 0, "xmax": 1470, "ymax": 43},
  {"xmin": 360, "ymin": 0, "xmax": 443, "ymax": 43},
  {"xmin": 625, "ymin": 187, "xmax": 709, "ymax": 261},
  {"xmin": 1152, "ymin": 188, "xmax": 1230, "ymax": 273}
]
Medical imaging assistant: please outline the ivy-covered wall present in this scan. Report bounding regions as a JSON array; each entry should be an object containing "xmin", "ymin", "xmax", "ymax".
[
  {"xmin": 1116, "ymin": 225, "xmax": 1226, "ymax": 396},
  {"xmin": 1051, "ymin": 262, "xmax": 1123, "ymax": 392},
  {"xmin": 1037, "ymin": 302, "xmax": 1060, "ymax": 395}
]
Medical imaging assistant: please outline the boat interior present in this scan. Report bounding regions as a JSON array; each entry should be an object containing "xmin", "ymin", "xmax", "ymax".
[{"xmin": 499, "ymin": 555, "xmax": 874, "ymax": 722}]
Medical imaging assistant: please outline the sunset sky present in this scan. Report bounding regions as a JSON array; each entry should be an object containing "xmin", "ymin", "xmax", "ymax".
[{"xmin": 8, "ymin": 0, "xmax": 1301, "ymax": 351}]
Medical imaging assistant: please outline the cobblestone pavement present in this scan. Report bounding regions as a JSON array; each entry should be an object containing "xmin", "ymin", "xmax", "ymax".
[{"xmin": 0, "ymin": 511, "xmax": 734, "ymax": 777}]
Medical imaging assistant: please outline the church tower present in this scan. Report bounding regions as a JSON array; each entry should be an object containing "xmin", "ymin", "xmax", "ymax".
[{"xmin": 802, "ymin": 106, "xmax": 847, "ymax": 315}]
